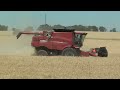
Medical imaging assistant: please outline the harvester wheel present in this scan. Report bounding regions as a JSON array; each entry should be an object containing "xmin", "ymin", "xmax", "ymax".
[
  {"xmin": 62, "ymin": 48, "xmax": 79, "ymax": 56},
  {"xmin": 37, "ymin": 50, "xmax": 48, "ymax": 56}
]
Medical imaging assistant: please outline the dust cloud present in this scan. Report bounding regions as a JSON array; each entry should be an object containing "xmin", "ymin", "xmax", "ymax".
[{"xmin": 0, "ymin": 34, "xmax": 35, "ymax": 56}]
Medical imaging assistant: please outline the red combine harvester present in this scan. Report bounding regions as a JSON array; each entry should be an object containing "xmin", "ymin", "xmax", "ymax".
[{"xmin": 16, "ymin": 29, "xmax": 108, "ymax": 57}]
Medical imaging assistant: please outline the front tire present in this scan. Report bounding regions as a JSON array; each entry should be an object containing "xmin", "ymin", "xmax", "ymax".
[
  {"xmin": 37, "ymin": 50, "xmax": 49, "ymax": 56},
  {"xmin": 62, "ymin": 48, "xmax": 79, "ymax": 56}
]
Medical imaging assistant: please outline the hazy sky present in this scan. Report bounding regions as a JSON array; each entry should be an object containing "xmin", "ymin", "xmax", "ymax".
[{"xmin": 0, "ymin": 11, "xmax": 120, "ymax": 31}]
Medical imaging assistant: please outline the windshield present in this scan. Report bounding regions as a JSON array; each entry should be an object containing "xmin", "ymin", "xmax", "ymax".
[
  {"xmin": 74, "ymin": 34, "xmax": 86, "ymax": 47},
  {"xmin": 81, "ymin": 35, "xmax": 86, "ymax": 43}
]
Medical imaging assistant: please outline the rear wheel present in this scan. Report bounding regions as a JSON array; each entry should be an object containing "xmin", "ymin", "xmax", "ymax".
[
  {"xmin": 37, "ymin": 50, "xmax": 49, "ymax": 56},
  {"xmin": 62, "ymin": 48, "xmax": 79, "ymax": 56}
]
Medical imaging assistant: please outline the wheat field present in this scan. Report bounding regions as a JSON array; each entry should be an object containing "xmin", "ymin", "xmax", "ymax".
[{"xmin": 0, "ymin": 31, "xmax": 120, "ymax": 79}]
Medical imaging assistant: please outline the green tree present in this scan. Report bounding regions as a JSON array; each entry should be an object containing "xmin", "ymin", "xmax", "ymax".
[
  {"xmin": 53, "ymin": 24, "xmax": 65, "ymax": 29},
  {"xmin": 87, "ymin": 26, "xmax": 98, "ymax": 32},
  {"xmin": 37, "ymin": 24, "xmax": 52, "ymax": 31},
  {"xmin": 110, "ymin": 28, "xmax": 117, "ymax": 32},
  {"xmin": 0, "ymin": 24, "xmax": 8, "ymax": 31},
  {"xmin": 99, "ymin": 26, "xmax": 107, "ymax": 32},
  {"xmin": 72, "ymin": 25, "xmax": 86, "ymax": 31}
]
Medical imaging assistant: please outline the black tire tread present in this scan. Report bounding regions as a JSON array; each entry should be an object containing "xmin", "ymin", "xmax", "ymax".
[
  {"xmin": 62, "ymin": 48, "xmax": 79, "ymax": 56},
  {"xmin": 37, "ymin": 49, "xmax": 48, "ymax": 56}
]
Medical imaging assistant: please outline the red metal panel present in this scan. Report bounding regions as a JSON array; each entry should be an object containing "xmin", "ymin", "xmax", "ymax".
[
  {"xmin": 80, "ymin": 51, "xmax": 90, "ymax": 57},
  {"xmin": 31, "ymin": 41, "xmax": 39, "ymax": 47},
  {"xmin": 51, "ymin": 32, "xmax": 73, "ymax": 50}
]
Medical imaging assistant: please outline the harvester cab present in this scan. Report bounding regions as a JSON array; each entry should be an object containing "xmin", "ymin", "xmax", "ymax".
[
  {"xmin": 53, "ymin": 28, "xmax": 87, "ymax": 48},
  {"xmin": 74, "ymin": 31, "xmax": 87, "ymax": 47}
]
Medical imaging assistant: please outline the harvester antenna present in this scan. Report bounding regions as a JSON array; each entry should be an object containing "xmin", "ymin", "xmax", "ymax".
[{"xmin": 45, "ymin": 13, "xmax": 46, "ymax": 25}]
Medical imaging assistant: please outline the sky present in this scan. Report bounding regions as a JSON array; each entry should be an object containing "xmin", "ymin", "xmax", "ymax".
[{"xmin": 0, "ymin": 11, "xmax": 120, "ymax": 31}]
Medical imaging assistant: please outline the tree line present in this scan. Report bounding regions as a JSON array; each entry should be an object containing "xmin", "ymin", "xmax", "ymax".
[
  {"xmin": 0, "ymin": 24, "xmax": 117, "ymax": 32},
  {"xmin": 37, "ymin": 24, "xmax": 117, "ymax": 32},
  {"xmin": 0, "ymin": 25, "xmax": 8, "ymax": 31}
]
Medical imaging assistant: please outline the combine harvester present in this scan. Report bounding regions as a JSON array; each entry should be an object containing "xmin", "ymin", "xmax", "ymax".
[{"xmin": 16, "ymin": 28, "xmax": 108, "ymax": 57}]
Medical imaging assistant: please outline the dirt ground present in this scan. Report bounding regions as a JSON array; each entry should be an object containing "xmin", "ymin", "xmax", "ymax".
[{"xmin": 0, "ymin": 32, "xmax": 120, "ymax": 79}]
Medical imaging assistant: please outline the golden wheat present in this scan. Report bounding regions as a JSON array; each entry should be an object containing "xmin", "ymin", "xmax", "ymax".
[{"xmin": 0, "ymin": 31, "xmax": 120, "ymax": 79}]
